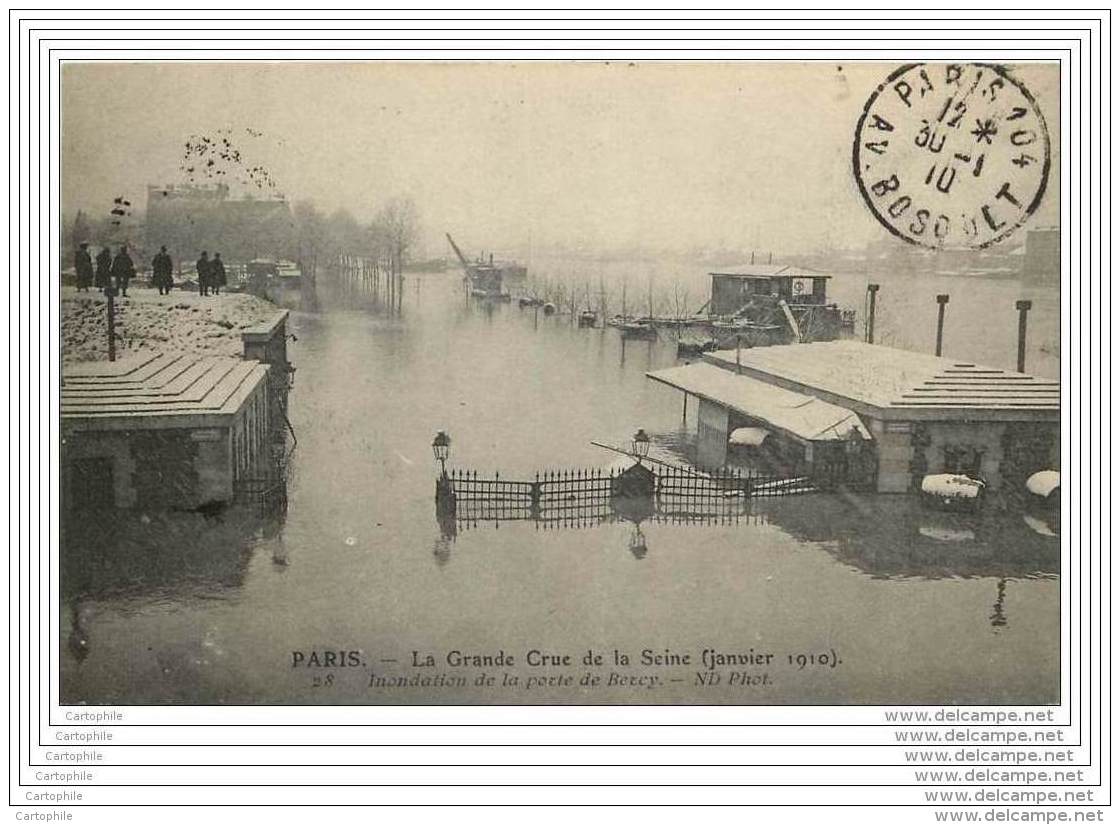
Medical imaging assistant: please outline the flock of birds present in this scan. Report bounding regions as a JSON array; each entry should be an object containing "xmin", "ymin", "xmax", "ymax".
[
  {"xmin": 103, "ymin": 127, "xmax": 284, "ymax": 231},
  {"xmin": 177, "ymin": 127, "xmax": 280, "ymax": 190},
  {"xmin": 109, "ymin": 196, "xmax": 132, "ymax": 227}
]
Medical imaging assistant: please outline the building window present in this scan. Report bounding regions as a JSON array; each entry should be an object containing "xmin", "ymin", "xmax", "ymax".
[{"xmin": 943, "ymin": 445, "xmax": 985, "ymax": 476}]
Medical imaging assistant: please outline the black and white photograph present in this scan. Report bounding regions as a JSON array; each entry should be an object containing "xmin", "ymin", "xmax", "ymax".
[{"xmin": 58, "ymin": 60, "xmax": 1062, "ymax": 707}]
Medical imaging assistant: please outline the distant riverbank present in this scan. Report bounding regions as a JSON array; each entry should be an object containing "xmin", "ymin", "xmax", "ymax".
[{"xmin": 61, "ymin": 287, "xmax": 280, "ymax": 364}]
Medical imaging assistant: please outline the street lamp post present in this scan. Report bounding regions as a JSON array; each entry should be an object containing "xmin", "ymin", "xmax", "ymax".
[
  {"xmin": 432, "ymin": 431, "xmax": 455, "ymax": 518},
  {"xmin": 631, "ymin": 429, "xmax": 651, "ymax": 464},
  {"xmin": 431, "ymin": 430, "xmax": 451, "ymax": 477}
]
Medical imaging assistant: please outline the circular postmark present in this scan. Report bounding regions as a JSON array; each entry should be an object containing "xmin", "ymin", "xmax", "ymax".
[{"xmin": 853, "ymin": 63, "xmax": 1051, "ymax": 250}]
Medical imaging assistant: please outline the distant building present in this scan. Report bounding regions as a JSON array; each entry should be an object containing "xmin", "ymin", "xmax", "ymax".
[
  {"xmin": 649, "ymin": 341, "xmax": 1059, "ymax": 494},
  {"xmin": 1021, "ymin": 227, "xmax": 1060, "ymax": 285},
  {"xmin": 145, "ymin": 183, "xmax": 292, "ymax": 265}
]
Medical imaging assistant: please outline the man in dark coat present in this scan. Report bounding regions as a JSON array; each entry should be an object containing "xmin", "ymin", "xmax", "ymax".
[
  {"xmin": 111, "ymin": 245, "xmax": 135, "ymax": 296},
  {"xmin": 210, "ymin": 252, "xmax": 227, "ymax": 295},
  {"xmin": 151, "ymin": 245, "xmax": 174, "ymax": 295},
  {"xmin": 196, "ymin": 251, "xmax": 211, "ymax": 296},
  {"xmin": 74, "ymin": 242, "xmax": 93, "ymax": 291},
  {"xmin": 94, "ymin": 246, "xmax": 112, "ymax": 290}
]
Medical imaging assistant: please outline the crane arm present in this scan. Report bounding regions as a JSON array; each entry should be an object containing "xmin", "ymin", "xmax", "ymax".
[{"xmin": 445, "ymin": 234, "xmax": 471, "ymax": 271}]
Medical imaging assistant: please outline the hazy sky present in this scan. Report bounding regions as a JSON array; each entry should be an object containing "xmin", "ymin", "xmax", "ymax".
[{"xmin": 61, "ymin": 62, "xmax": 1060, "ymax": 257}]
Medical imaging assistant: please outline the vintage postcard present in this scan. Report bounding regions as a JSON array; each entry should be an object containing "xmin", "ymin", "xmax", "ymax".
[{"xmin": 58, "ymin": 60, "xmax": 1062, "ymax": 706}]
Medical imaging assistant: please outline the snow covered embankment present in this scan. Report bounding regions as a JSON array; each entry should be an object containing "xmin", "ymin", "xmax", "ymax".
[{"xmin": 62, "ymin": 288, "xmax": 281, "ymax": 364}]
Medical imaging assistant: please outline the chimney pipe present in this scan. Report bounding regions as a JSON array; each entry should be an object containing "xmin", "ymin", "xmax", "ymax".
[
  {"xmin": 1015, "ymin": 300, "xmax": 1032, "ymax": 373},
  {"xmin": 935, "ymin": 294, "xmax": 949, "ymax": 356},
  {"xmin": 866, "ymin": 283, "xmax": 880, "ymax": 344}
]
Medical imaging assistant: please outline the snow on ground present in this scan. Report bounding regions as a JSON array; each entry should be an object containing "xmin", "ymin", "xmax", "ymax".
[{"xmin": 61, "ymin": 287, "xmax": 282, "ymax": 364}]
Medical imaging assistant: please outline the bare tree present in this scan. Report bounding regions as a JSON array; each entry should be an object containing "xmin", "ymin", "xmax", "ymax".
[
  {"xmin": 371, "ymin": 196, "xmax": 420, "ymax": 314},
  {"xmin": 374, "ymin": 196, "xmax": 419, "ymax": 264},
  {"xmin": 290, "ymin": 199, "xmax": 327, "ymax": 279},
  {"xmin": 325, "ymin": 207, "xmax": 366, "ymax": 258}
]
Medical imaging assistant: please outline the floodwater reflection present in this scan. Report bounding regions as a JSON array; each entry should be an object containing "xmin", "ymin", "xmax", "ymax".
[{"xmin": 59, "ymin": 269, "xmax": 1061, "ymax": 705}]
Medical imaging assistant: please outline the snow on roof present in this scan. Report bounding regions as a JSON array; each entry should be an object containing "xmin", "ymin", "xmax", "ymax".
[
  {"xmin": 709, "ymin": 264, "xmax": 829, "ymax": 280},
  {"xmin": 647, "ymin": 361, "xmax": 870, "ymax": 442},
  {"xmin": 703, "ymin": 340, "xmax": 1060, "ymax": 417},
  {"xmin": 1026, "ymin": 470, "xmax": 1060, "ymax": 497},
  {"xmin": 62, "ymin": 352, "xmax": 268, "ymax": 426},
  {"xmin": 729, "ymin": 426, "xmax": 770, "ymax": 447}
]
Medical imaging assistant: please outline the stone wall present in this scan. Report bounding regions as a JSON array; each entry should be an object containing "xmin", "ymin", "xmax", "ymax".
[
  {"xmin": 1000, "ymin": 422, "xmax": 1062, "ymax": 498},
  {"xmin": 61, "ymin": 431, "xmax": 137, "ymax": 509},
  {"xmin": 61, "ymin": 426, "xmax": 235, "ymax": 510},
  {"xmin": 869, "ymin": 419, "xmax": 1059, "ymax": 496},
  {"xmin": 921, "ymin": 422, "xmax": 1009, "ymax": 490},
  {"xmin": 128, "ymin": 430, "xmax": 201, "ymax": 509}
]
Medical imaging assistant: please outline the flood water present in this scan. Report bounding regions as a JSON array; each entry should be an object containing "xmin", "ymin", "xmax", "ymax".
[{"xmin": 60, "ymin": 264, "xmax": 1061, "ymax": 705}]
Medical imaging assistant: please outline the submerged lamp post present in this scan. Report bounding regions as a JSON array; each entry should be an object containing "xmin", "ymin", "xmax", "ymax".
[
  {"xmin": 612, "ymin": 428, "xmax": 657, "ymax": 502},
  {"xmin": 631, "ymin": 429, "xmax": 651, "ymax": 463},
  {"xmin": 432, "ymin": 431, "xmax": 456, "ymax": 518},
  {"xmin": 431, "ymin": 430, "xmax": 451, "ymax": 477}
]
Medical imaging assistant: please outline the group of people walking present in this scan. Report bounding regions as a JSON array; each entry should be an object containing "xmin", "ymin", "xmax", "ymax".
[
  {"xmin": 194, "ymin": 251, "xmax": 227, "ymax": 296},
  {"xmin": 73, "ymin": 243, "xmax": 226, "ymax": 297},
  {"xmin": 74, "ymin": 242, "xmax": 135, "ymax": 296}
]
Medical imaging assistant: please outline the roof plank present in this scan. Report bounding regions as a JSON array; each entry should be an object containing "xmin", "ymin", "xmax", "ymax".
[{"xmin": 701, "ymin": 341, "xmax": 1058, "ymax": 417}]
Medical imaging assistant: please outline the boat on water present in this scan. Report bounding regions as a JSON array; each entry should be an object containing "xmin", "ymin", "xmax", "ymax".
[
  {"xmin": 446, "ymin": 233, "xmax": 527, "ymax": 298},
  {"xmin": 470, "ymin": 287, "xmax": 511, "ymax": 301},
  {"xmin": 618, "ymin": 320, "xmax": 658, "ymax": 340},
  {"xmin": 653, "ymin": 266, "xmax": 857, "ymax": 347},
  {"xmin": 578, "ymin": 310, "xmax": 598, "ymax": 328},
  {"xmin": 242, "ymin": 258, "xmax": 306, "ymax": 310}
]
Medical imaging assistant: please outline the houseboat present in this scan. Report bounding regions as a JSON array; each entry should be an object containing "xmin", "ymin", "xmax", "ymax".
[{"xmin": 692, "ymin": 265, "xmax": 856, "ymax": 346}]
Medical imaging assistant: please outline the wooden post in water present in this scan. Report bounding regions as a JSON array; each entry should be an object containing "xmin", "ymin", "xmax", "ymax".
[
  {"xmin": 1015, "ymin": 299, "xmax": 1032, "ymax": 373},
  {"xmin": 866, "ymin": 283, "xmax": 880, "ymax": 344},
  {"xmin": 935, "ymin": 294, "xmax": 949, "ymax": 356}
]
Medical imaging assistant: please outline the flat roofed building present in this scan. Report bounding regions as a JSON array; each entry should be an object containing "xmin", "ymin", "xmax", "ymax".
[
  {"xmin": 62, "ymin": 353, "xmax": 272, "ymax": 511},
  {"xmin": 649, "ymin": 341, "xmax": 1059, "ymax": 493}
]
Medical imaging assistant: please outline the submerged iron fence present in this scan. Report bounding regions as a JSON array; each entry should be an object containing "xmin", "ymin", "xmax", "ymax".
[
  {"xmin": 452, "ymin": 495, "xmax": 770, "ymax": 532},
  {"xmin": 444, "ymin": 463, "xmax": 816, "ymax": 528},
  {"xmin": 233, "ymin": 448, "xmax": 292, "ymax": 519},
  {"xmin": 233, "ymin": 475, "xmax": 289, "ymax": 519}
]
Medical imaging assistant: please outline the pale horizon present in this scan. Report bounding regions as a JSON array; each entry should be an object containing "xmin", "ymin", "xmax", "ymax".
[{"xmin": 61, "ymin": 61, "xmax": 1061, "ymax": 260}]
